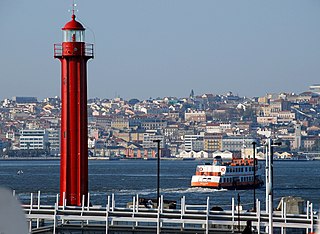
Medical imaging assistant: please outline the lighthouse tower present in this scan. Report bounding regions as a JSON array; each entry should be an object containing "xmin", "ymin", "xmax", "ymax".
[{"xmin": 54, "ymin": 12, "xmax": 94, "ymax": 206}]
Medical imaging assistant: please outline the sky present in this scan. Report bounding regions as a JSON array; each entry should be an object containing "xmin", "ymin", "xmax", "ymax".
[{"xmin": 0, "ymin": 0, "xmax": 320, "ymax": 100}]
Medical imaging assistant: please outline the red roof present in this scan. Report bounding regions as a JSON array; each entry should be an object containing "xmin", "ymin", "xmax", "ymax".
[{"xmin": 62, "ymin": 14, "xmax": 85, "ymax": 31}]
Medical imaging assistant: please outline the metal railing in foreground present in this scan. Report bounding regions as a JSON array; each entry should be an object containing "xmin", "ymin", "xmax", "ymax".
[{"xmin": 20, "ymin": 191, "xmax": 318, "ymax": 234}]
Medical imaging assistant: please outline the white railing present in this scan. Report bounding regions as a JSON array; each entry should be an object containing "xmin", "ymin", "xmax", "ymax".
[{"xmin": 20, "ymin": 191, "xmax": 318, "ymax": 234}]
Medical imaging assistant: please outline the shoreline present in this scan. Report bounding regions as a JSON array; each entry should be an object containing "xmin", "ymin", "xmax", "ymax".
[
  {"xmin": 1, "ymin": 156, "xmax": 318, "ymax": 161},
  {"xmin": 0, "ymin": 156, "xmax": 200, "ymax": 161}
]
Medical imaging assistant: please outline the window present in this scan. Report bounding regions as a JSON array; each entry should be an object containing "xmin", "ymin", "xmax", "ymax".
[{"xmin": 63, "ymin": 30, "xmax": 85, "ymax": 42}]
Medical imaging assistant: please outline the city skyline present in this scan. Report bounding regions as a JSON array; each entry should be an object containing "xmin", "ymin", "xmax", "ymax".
[{"xmin": 1, "ymin": 0, "xmax": 320, "ymax": 100}]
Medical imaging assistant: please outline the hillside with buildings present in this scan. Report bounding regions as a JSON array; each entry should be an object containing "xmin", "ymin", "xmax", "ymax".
[{"xmin": 1, "ymin": 85, "xmax": 320, "ymax": 160}]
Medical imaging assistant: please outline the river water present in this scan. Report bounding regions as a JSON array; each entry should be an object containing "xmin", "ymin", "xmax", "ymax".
[{"xmin": 0, "ymin": 159, "xmax": 319, "ymax": 210}]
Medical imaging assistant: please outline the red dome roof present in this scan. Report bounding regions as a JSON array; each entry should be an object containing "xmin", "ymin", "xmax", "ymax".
[{"xmin": 62, "ymin": 15, "xmax": 85, "ymax": 31}]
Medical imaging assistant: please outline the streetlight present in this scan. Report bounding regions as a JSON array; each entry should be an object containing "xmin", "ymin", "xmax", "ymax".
[
  {"xmin": 265, "ymin": 138, "xmax": 281, "ymax": 234},
  {"xmin": 153, "ymin": 139, "xmax": 161, "ymax": 204},
  {"xmin": 252, "ymin": 141, "xmax": 257, "ymax": 212}
]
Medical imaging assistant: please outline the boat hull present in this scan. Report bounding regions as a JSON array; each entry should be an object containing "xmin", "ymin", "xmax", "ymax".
[
  {"xmin": 191, "ymin": 181, "xmax": 263, "ymax": 190},
  {"xmin": 191, "ymin": 175, "xmax": 264, "ymax": 190}
]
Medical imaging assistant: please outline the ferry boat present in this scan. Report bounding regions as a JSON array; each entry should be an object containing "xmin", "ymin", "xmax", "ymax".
[{"xmin": 191, "ymin": 156, "xmax": 263, "ymax": 190}]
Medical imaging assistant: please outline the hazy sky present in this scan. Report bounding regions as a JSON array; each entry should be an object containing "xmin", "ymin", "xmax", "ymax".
[{"xmin": 1, "ymin": 0, "xmax": 320, "ymax": 100}]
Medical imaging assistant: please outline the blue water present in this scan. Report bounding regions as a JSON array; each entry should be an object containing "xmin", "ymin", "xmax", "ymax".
[{"xmin": 0, "ymin": 159, "xmax": 319, "ymax": 210}]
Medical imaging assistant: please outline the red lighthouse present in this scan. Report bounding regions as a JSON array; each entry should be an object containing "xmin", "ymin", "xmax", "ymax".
[{"xmin": 54, "ymin": 13, "xmax": 93, "ymax": 206}]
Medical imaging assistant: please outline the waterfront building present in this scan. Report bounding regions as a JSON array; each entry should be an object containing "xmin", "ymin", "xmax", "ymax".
[
  {"xmin": 19, "ymin": 129, "xmax": 48, "ymax": 150},
  {"xmin": 212, "ymin": 150, "xmax": 233, "ymax": 160},
  {"xmin": 292, "ymin": 122, "xmax": 302, "ymax": 150},
  {"xmin": 164, "ymin": 124, "xmax": 180, "ymax": 142},
  {"xmin": 222, "ymin": 136, "xmax": 255, "ymax": 152},
  {"xmin": 178, "ymin": 150, "xmax": 208, "ymax": 159},
  {"xmin": 142, "ymin": 132, "xmax": 165, "ymax": 148},
  {"xmin": 302, "ymin": 136, "xmax": 318, "ymax": 150},
  {"xmin": 47, "ymin": 128, "xmax": 60, "ymax": 156},
  {"xmin": 0, "ymin": 139, "xmax": 3, "ymax": 156},
  {"xmin": 203, "ymin": 133, "xmax": 223, "ymax": 152},
  {"xmin": 130, "ymin": 130, "xmax": 145, "ymax": 143},
  {"xmin": 184, "ymin": 134, "xmax": 204, "ymax": 152}
]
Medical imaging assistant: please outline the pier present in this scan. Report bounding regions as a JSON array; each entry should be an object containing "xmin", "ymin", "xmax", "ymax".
[{"xmin": 22, "ymin": 192, "xmax": 317, "ymax": 234}]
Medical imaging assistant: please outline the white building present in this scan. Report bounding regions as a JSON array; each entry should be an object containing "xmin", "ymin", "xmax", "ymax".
[
  {"xmin": 184, "ymin": 134, "xmax": 204, "ymax": 152},
  {"xmin": 309, "ymin": 84, "xmax": 320, "ymax": 94},
  {"xmin": 222, "ymin": 137, "xmax": 255, "ymax": 152},
  {"xmin": 292, "ymin": 122, "xmax": 302, "ymax": 150},
  {"xmin": 19, "ymin": 129, "xmax": 48, "ymax": 150},
  {"xmin": 47, "ymin": 128, "xmax": 60, "ymax": 155},
  {"xmin": 142, "ymin": 132, "xmax": 165, "ymax": 148},
  {"xmin": 206, "ymin": 123, "xmax": 221, "ymax": 134},
  {"xmin": 212, "ymin": 150, "xmax": 233, "ymax": 160},
  {"xmin": 177, "ymin": 150, "xmax": 208, "ymax": 159}
]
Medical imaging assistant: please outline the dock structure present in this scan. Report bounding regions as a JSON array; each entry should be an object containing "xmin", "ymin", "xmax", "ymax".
[{"xmin": 22, "ymin": 192, "xmax": 317, "ymax": 234}]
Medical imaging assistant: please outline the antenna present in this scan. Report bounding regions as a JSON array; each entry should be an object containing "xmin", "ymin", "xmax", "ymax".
[{"xmin": 68, "ymin": 0, "xmax": 78, "ymax": 16}]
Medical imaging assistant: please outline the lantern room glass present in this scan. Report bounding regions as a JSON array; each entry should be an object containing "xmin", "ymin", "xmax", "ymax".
[{"xmin": 63, "ymin": 30, "xmax": 85, "ymax": 42}]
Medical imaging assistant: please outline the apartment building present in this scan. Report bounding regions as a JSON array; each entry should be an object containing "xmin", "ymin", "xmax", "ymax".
[
  {"xmin": 203, "ymin": 133, "xmax": 223, "ymax": 152},
  {"xmin": 19, "ymin": 129, "xmax": 48, "ymax": 150},
  {"xmin": 222, "ymin": 136, "xmax": 256, "ymax": 152},
  {"xmin": 184, "ymin": 134, "xmax": 204, "ymax": 152}
]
